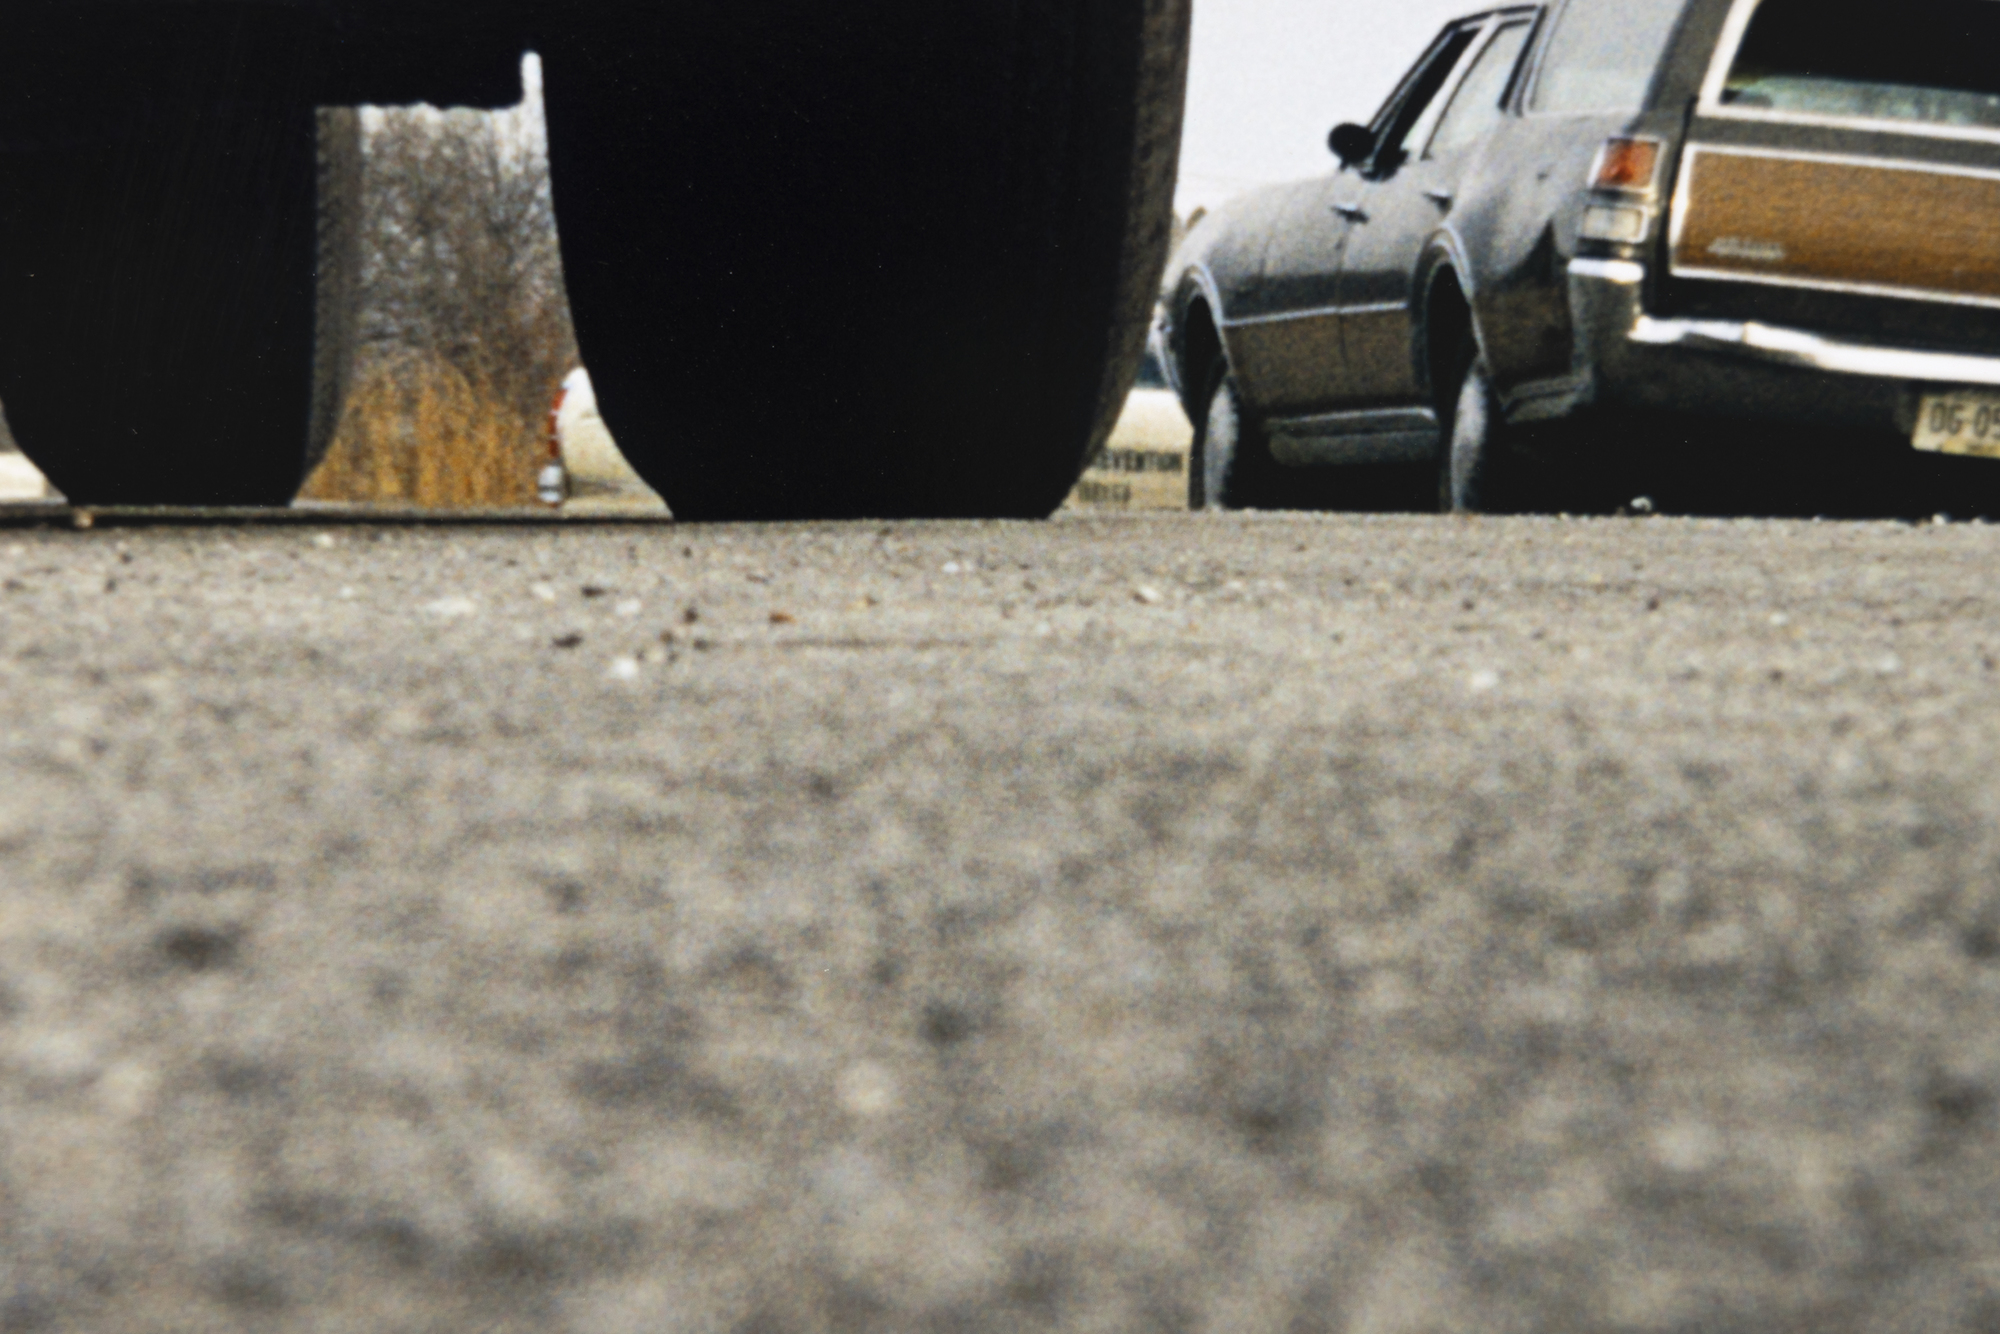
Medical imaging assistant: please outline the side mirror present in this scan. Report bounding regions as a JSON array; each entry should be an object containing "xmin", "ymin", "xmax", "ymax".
[{"xmin": 1329, "ymin": 123, "xmax": 1375, "ymax": 167}]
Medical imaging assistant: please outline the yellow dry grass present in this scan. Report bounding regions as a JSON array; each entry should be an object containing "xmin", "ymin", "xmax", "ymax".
[{"xmin": 300, "ymin": 354, "xmax": 546, "ymax": 509}]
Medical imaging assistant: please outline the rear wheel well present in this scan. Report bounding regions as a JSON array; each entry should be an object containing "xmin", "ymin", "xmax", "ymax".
[{"xmin": 1424, "ymin": 269, "xmax": 1474, "ymax": 417}]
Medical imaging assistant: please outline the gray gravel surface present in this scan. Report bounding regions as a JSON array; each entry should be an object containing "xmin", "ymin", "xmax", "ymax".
[{"xmin": 3, "ymin": 511, "xmax": 2000, "ymax": 1332}]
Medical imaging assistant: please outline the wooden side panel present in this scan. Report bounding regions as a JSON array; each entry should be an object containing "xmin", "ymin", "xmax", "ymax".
[
  {"xmin": 1671, "ymin": 148, "xmax": 2000, "ymax": 305},
  {"xmin": 1225, "ymin": 314, "xmax": 1344, "ymax": 418}
]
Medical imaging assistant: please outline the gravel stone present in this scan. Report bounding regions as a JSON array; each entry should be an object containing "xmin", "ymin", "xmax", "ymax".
[{"xmin": 0, "ymin": 512, "xmax": 1997, "ymax": 1330}]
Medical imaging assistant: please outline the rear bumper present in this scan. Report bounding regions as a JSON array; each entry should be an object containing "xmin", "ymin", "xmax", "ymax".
[
  {"xmin": 1563, "ymin": 257, "xmax": 2000, "ymax": 436},
  {"xmin": 1631, "ymin": 311, "xmax": 2000, "ymax": 389}
]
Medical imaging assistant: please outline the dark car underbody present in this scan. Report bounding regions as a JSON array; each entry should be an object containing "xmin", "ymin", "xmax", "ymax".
[
  {"xmin": 8, "ymin": 2, "xmax": 531, "ymax": 117},
  {"xmin": 0, "ymin": 1, "xmax": 1192, "ymax": 518}
]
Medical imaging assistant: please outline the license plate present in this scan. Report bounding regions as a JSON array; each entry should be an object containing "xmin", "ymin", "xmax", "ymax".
[{"xmin": 1915, "ymin": 390, "xmax": 2000, "ymax": 459}]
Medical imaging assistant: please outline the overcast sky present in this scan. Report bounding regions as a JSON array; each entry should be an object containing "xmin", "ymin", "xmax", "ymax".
[{"xmin": 1178, "ymin": 0, "xmax": 1479, "ymax": 214}]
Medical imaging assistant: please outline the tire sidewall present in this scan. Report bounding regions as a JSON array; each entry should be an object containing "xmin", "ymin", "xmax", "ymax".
[
  {"xmin": 0, "ymin": 98, "xmax": 319, "ymax": 506},
  {"xmin": 1193, "ymin": 371, "xmax": 1235, "ymax": 511},
  {"xmin": 1191, "ymin": 365, "xmax": 1275, "ymax": 511},
  {"xmin": 1445, "ymin": 359, "xmax": 1506, "ymax": 514},
  {"xmin": 543, "ymin": 3, "xmax": 1189, "ymax": 522}
]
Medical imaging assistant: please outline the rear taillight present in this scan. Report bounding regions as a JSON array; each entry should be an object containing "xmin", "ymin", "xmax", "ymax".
[
  {"xmin": 1580, "ymin": 205, "xmax": 1650, "ymax": 244},
  {"xmin": 1589, "ymin": 137, "xmax": 1663, "ymax": 195},
  {"xmin": 1580, "ymin": 138, "xmax": 1665, "ymax": 246}
]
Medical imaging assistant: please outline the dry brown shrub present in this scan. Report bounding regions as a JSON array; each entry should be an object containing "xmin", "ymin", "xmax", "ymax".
[
  {"xmin": 301, "ymin": 353, "xmax": 542, "ymax": 508},
  {"xmin": 300, "ymin": 90, "xmax": 575, "ymax": 508}
]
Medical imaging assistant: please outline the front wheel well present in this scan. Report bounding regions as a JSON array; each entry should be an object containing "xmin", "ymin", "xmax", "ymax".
[{"xmin": 1178, "ymin": 296, "xmax": 1222, "ymax": 416}]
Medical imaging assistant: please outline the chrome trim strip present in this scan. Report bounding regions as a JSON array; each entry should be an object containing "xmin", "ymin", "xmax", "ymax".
[
  {"xmin": 1667, "ymin": 148, "xmax": 1697, "ymax": 264},
  {"xmin": 1675, "ymin": 142, "xmax": 2000, "ymax": 186},
  {"xmin": 1569, "ymin": 257, "xmax": 1647, "ymax": 285},
  {"xmin": 1224, "ymin": 306, "xmax": 1341, "ymax": 329},
  {"xmin": 1699, "ymin": 106, "xmax": 2000, "ymax": 148},
  {"xmin": 1269, "ymin": 406, "xmax": 1439, "ymax": 439},
  {"xmin": 1631, "ymin": 317, "xmax": 2000, "ymax": 387},
  {"xmin": 1223, "ymin": 300, "xmax": 1406, "ymax": 330}
]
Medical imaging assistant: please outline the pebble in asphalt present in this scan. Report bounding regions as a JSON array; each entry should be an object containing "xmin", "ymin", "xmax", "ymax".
[{"xmin": 2, "ymin": 511, "xmax": 2000, "ymax": 1332}]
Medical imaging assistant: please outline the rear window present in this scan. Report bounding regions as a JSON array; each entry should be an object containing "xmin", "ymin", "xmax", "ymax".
[
  {"xmin": 1722, "ymin": 0, "xmax": 2000, "ymax": 131},
  {"xmin": 1532, "ymin": 0, "xmax": 1688, "ymax": 114}
]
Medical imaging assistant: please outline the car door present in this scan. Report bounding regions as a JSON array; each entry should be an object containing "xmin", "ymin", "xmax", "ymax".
[
  {"xmin": 1227, "ymin": 24, "xmax": 1481, "ymax": 419},
  {"xmin": 1223, "ymin": 178, "xmax": 1352, "ymax": 413},
  {"xmin": 1469, "ymin": 0, "xmax": 1692, "ymax": 391},
  {"xmin": 1331, "ymin": 15, "xmax": 1537, "ymax": 410}
]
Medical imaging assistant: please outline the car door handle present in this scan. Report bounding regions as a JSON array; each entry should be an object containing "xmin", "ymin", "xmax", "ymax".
[
  {"xmin": 1424, "ymin": 189, "xmax": 1455, "ymax": 209},
  {"xmin": 1332, "ymin": 204, "xmax": 1368, "ymax": 222}
]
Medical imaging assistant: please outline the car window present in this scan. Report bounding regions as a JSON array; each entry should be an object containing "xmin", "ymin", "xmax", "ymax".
[
  {"xmin": 1530, "ymin": 0, "xmax": 1687, "ymax": 114},
  {"xmin": 1427, "ymin": 22, "xmax": 1532, "ymax": 159},
  {"xmin": 1368, "ymin": 25, "xmax": 1482, "ymax": 173},
  {"xmin": 1721, "ymin": 0, "xmax": 2000, "ymax": 131}
]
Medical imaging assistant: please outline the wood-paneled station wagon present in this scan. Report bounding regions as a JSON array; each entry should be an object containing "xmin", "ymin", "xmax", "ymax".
[{"xmin": 1154, "ymin": 0, "xmax": 2000, "ymax": 513}]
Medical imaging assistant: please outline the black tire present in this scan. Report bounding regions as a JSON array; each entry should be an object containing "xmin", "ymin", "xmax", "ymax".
[
  {"xmin": 309, "ymin": 107, "xmax": 367, "ymax": 481},
  {"xmin": 1190, "ymin": 366, "xmax": 1282, "ymax": 510},
  {"xmin": 541, "ymin": 0, "xmax": 1190, "ymax": 522},
  {"xmin": 0, "ymin": 20, "xmax": 322, "ymax": 507},
  {"xmin": 1442, "ymin": 359, "xmax": 1523, "ymax": 514}
]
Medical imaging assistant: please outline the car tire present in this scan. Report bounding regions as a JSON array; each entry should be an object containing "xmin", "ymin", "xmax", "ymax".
[
  {"xmin": 0, "ymin": 71, "xmax": 322, "ymax": 506},
  {"xmin": 540, "ymin": 0, "xmax": 1190, "ymax": 522},
  {"xmin": 1191, "ymin": 366, "xmax": 1282, "ymax": 510},
  {"xmin": 308, "ymin": 107, "xmax": 367, "ymax": 482},
  {"xmin": 1442, "ymin": 359, "xmax": 1522, "ymax": 514}
]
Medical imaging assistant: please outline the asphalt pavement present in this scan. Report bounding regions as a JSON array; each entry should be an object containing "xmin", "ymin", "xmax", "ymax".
[{"xmin": 3, "ymin": 508, "xmax": 2000, "ymax": 1332}]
